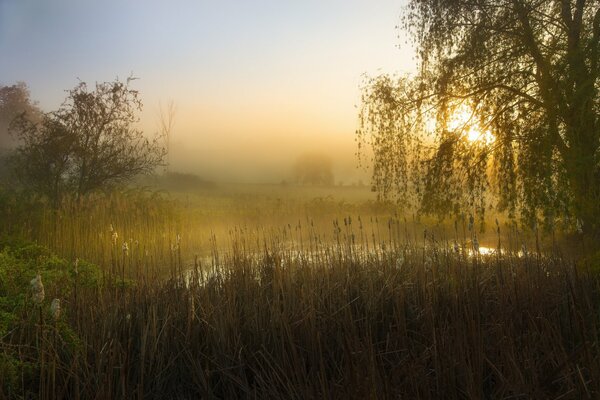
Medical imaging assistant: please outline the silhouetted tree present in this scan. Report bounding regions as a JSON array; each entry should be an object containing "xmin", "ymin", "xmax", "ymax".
[
  {"xmin": 358, "ymin": 0, "xmax": 600, "ymax": 234},
  {"xmin": 10, "ymin": 78, "xmax": 165, "ymax": 206},
  {"xmin": 293, "ymin": 153, "xmax": 334, "ymax": 186}
]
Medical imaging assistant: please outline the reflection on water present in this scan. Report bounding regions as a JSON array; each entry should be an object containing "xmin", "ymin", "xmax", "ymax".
[
  {"xmin": 465, "ymin": 245, "xmax": 533, "ymax": 258},
  {"xmin": 475, "ymin": 246, "xmax": 494, "ymax": 256},
  {"xmin": 184, "ymin": 242, "xmax": 544, "ymax": 287}
]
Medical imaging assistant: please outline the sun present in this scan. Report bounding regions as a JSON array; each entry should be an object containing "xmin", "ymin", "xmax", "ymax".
[{"xmin": 448, "ymin": 105, "xmax": 495, "ymax": 144}]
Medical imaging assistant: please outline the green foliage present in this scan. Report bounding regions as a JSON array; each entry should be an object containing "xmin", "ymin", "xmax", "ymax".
[
  {"xmin": 0, "ymin": 244, "xmax": 58, "ymax": 304},
  {"xmin": 0, "ymin": 239, "xmax": 101, "ymax": 397},
  {"xmin": 0, "ymin": 296, "xmax": 22, "ymax": 337},
  {"xmin": 0, "ymin": 239, "xmax": 101, "ymax": 294},
  {"xmin": 0, "ymin": 353, "xmax": 37, "ymax": 396}
]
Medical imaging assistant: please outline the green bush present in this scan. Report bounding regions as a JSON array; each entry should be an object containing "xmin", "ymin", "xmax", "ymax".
[{"xmin": 0, "ymin": 238, "xmax": 101, "ymax": 398}]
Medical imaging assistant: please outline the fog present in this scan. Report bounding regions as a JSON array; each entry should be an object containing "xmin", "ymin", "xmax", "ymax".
[
  {"xmin": 1, "ymin": 0, "xmax": 408, "ymax": 185},
  {"xmin": 140, "ymin": 92, "xmax": 372, "ymax": 184},
  {"xmin": 167, "ymin": 134, "xmax": 370, "ymax": 184}
]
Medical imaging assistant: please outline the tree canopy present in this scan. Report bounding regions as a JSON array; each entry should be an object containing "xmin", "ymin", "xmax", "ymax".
[
  {"xmin": 358, "ymin": 0, "xmax": 600, "ymax": 234},
  {"xmin": 10, "ymin": 78, "xmax": 165, "ymax": 205}
]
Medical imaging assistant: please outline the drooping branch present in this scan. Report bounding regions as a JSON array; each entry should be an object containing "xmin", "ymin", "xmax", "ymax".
[{"xmin": 359, "ymin": 0, "xmax": 600, "ymax": 232}]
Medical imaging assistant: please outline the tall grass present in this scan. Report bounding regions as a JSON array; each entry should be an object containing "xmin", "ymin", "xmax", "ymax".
[
  {"xmin": 1, "ymin": 190, "xmax": 599, "ymax": 399},
  {"xmin": 4, "ymin": 241, "xmax": 600, "ymax": 399}
]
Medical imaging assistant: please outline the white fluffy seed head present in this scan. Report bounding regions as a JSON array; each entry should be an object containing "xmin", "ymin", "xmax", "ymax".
[
  {"xmin": 50, "ymin": 298, "xmax": 61, "ymax": 320},
  {"xmin": 576, "ymin": 219, "xmax": 583, "ymax": 234},
  {"xmin": 395, "ymin": 255, "xmax": 404, "ymax": 268},
  {"xmin": 30, "ymin": 274, "xmax": 45, "ymax": 304}
]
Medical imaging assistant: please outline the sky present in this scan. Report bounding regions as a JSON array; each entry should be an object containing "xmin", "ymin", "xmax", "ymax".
[{"xmin": 0, "ymin": 0, "xmax": 414, "ymax": 183}]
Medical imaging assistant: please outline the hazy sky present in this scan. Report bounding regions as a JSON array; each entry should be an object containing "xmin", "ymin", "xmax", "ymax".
[{"xmin": 0, "ymin": 0, "xmax": 414, "ymax": 182}]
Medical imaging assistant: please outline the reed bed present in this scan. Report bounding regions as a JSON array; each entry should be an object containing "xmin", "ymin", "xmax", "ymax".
[
  {"xmin": 1, "ymin": 191, "xmax": 599, "ymax": 399},
  {"xmin": 2, "ymin": 240, "xmax": 599, "ymax": 398}
]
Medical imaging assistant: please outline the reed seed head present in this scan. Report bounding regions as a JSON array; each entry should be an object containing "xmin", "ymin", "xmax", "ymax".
[
  {"xmin": 30, "ymin": 274, "xmax": 45, "ymax": 304},
  {"xmin": 576, "ymin": 219, "xmax": 583, "ymax": 234},
  {"xmin": 473, "ymin": 237, "xmax": 479, "ymax": 253},
  {"xmin": 50, "ymin": 298, "xmax": 61, "ymax": 320}
]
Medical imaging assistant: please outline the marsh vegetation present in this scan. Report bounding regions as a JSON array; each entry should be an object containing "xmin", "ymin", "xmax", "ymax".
[
  {"xmin": 2, "ymin": 0, "xmax": 600, "ymax": 398},
  {"xmin": 0, "ymin": 186, "xmax": 599, "ymax": 399}
]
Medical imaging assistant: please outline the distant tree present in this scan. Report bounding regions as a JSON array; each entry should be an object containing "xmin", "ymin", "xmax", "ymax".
[
  {"xmin": 0, "ymin": 82, "xmax": 42, "ymax": 186},
  {"xmin": 10, "ymin": 78, "xmax": 166, "ymax": 206},
  {"xmin": 157, "ymin": 100, "xmax": 176, "ymax": 173},
  {"xmin": 358, "ymin": 0, "xmax": 600, "ymax": 235},
  {"xmin": 0, "ymin": 82, "xmax": 41, "ymax": 149},
  {"xmin": 293, "ymin": 153, "xmax": 334, "ymax": 186}
]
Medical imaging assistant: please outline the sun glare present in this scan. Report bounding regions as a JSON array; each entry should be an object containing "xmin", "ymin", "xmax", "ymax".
[{"xmin": 448, "ymin": 106, "xmax": 495, "ymax": 145}]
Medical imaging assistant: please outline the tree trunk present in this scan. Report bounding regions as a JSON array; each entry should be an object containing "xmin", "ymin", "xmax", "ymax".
[{"xmin": 566, "ymin": 133, "xmax": 600, "ymax": 238}]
